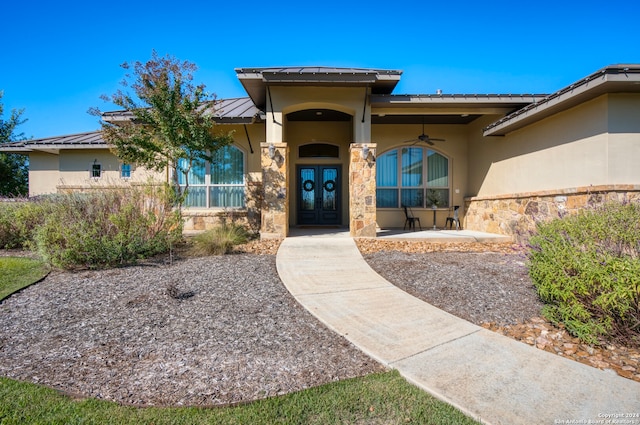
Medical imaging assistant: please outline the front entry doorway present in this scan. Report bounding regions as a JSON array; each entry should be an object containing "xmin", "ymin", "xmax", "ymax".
[{"xmin": 297, "ymin": 165, "xmax": 341, "ymax": 225}]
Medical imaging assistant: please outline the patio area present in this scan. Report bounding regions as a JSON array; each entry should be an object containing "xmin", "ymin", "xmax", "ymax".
[
  {"xmin": 376, "ymin": 228, "xmax": 512, "ymax": 243},
  {"xmin": 288, "ymin": 226, "xmax": 512, "ymax": 243}
]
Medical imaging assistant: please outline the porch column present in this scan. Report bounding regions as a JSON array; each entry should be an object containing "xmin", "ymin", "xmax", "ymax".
[
  {"xmin": 349, "ymin": 143, "xmax": 377, "ymax": 237},
  {"xmin": 260, "ymin": 142, "xmax": 289, "ymax": 239}
]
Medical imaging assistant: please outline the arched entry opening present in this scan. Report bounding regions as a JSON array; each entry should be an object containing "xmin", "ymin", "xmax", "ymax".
[{"xmin": 285, "ymin": 107, "xmax": 353, "ymax": 227}]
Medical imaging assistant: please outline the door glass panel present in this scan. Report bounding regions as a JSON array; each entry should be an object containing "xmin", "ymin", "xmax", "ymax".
[
  {"xmin": 322, "ymin": 168, "xmax": 337, "ymax": 211},
  {"xmin": 300, "ymin": 168, "xmax": 315, "ymax": 211}
]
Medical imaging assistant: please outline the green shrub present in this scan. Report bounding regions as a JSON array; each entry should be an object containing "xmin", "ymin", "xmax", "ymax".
[
  {"xmin": 527, "ymin": 201, "xmax": 640, "ymax": 346},
  {"xmin": 0, "ymin": 199, "xmax": 52, "ymax": 249},
  {"xmin": 0, "ymin": 203, "xmax": 20, "ymax": 248},
  {"xmin": 190, "ymin": 223, "xmax": 250, "ymax": 256},
  {"xmin": 30, "ymin": 186, "xmax": 182, "ymax": 269}
]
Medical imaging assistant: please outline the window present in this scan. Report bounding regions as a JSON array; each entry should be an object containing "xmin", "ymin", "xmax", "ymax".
[
  {"xmin": 121, "ymin": 163, "xmax": 131, "ymax": 179},
  {"xmin": 376, "ymin": 147, "xmax": 449, "ymax": 208},
  {"xmin": 177, "ymin": 145, "xmax": 245, "ymax": 208},
  {"xmin": 91, "ymin": 162, "xmax": 101, "ymax": 179},
  {"xmin": 299, "ymin": 143, "xmax": 339, "ymax": 158}
]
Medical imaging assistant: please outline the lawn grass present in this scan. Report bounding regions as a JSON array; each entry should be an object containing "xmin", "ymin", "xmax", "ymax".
[
  {"xmin": 0, "ymin": 256, "xmax": 49, "ymax": 301},
  {"xmin": 0, "ymin": 256, "xmax": 480, "ymax": 425},
  {"xmin": 0, "ymin": 371, "xmax": 479, "ymax": 425}
]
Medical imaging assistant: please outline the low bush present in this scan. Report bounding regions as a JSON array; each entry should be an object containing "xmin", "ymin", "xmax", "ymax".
[
  {"xmin": 190, "ymin": 223, "xmax": 250, "ymax": 256},
  {"xmin": 528, "ymin": 201, "xmax": 640, "ymax": 346},
  {"xmin": 0, "ymin": 199, "xmax": 51, "ymax": 249},
  {"xmin": 33, "ymin": 187, "xmax": 182, "ymax": 269},
  {"xmin": 1, "ymin": 185, "xmax": 182, "ymax": 269}
]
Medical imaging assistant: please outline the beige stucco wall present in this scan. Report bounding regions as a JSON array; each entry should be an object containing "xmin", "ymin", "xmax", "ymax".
[
  {"xmin": 28, "ymin": 152, "xmax": 60, "ymax": 196},
  {"xmin": 267, "ymin": 86, "xmax": 369, "ymax": 143},
  {"xmin": 464, "ymin": 93, "xmax": 640, "ymax": 239},
  {"xmin": 607, "ymin": 94, "xmax": 640, "ymax": 184},
  {"xmin": 468, "ymin": 94, "xmax": 640, "ymax": 198},
  {"xmin": 28, "ymin": 149, "xmax": 163, "ymax": 196}
]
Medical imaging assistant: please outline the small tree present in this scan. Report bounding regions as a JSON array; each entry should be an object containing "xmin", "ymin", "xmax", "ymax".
[
  {"xmin": 0, "ymin": 92, "xmax": 28, "ymax": 196},
  {"xmin": 92, "ymin": 51, "xmax": 233, "ymax": 206}
]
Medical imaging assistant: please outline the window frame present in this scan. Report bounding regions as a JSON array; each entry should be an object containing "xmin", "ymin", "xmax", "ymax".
[
  {"xmin": 376, "ymin": 146, "xmax": 450, "ymax": 209},
  {"xmin": 176, "ymin": 145, "xmax": 247, "ymax": 209},
  {"xmin": 90, "ymin": 162, "xmax": 102, "ymax": 179},
  {"xmin": 120, "ymin": 163, "xmax": 132, "ymax": 179}
]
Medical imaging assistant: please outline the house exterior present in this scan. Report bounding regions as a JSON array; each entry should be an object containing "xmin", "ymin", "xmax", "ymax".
[{"xmin": 3, "ymin": 64, "xmax": 640, "ymax": 240}]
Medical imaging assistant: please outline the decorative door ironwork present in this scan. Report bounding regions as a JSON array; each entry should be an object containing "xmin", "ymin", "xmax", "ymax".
[{"xmin": 297, "ymin": 165, "xmax": 341, "ymax": 225}]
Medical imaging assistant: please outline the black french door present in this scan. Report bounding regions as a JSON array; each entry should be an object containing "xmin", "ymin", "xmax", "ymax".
[{"xmin": 297, "ymin": 165, "xmax": 341, "ymax": 225}]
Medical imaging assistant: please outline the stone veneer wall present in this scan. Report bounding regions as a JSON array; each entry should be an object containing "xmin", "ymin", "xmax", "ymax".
[
  {"xmin": 349, "ymin": 143, "xmax": 377, "ymax": 237},
  {"xmin": 464, "ymin": 184, "xmax": 640, "ymax": 243},
  {"xmin": 260, "ymin": 142, "xmax": 289, "ymax": 239},
  {"xmin": 182, "ymin": 210, "xmax": 250, "ymax": 232}
]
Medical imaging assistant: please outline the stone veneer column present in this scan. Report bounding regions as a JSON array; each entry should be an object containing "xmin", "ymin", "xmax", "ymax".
[
  {"xmin": 260, "ymin": 142, "xmax": 288, "ymax": 239},
  {"xmin": 349, "ymin": 143, "xmax": 377, "ymax": 237}
]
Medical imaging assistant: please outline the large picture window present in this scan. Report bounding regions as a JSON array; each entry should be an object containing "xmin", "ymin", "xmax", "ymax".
[
  {"xmin": 376, "ymin": 147, "xmax": 449, "ymax": 208},
  {"xmin": 177, "ymin": 145, "xmax": 245, "ymax": 208}
]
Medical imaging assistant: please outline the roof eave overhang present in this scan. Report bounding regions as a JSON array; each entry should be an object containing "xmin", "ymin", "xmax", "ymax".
[
  {"xmin": 235, "ymin": 67, "xmax": 402, "ymax": 110},
  {"xmin": 483, "ymin": 65, "xmax": 640, "ymax": 136},
  {"xmin": 371, "ymin": 94, "xmax": 546, "ymax": 116},
  {"xmin": 0, "ymin": 146, "xmax": 31, "ymax": 153},
  {"xmin": 102, "ymin": 97, "xmax": 264, "ymax": 125},
  {"xmin": 0, "ymin": 144, "xmax": 108, "ymax": 155}
]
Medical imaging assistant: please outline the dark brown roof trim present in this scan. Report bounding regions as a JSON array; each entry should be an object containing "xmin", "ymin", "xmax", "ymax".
[{"xmin": 483, "ymin": 64, "xmax": 640, "ymax": 136}]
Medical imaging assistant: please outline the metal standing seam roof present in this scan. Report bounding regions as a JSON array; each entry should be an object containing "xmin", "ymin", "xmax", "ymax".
[
  {"xmin": 0, "ymin": 99, "xmax": 264, "ymax": 153},
  {"xmin": 101, "ymin": 97, "xmax": 263, "ymax": 124},
  {"xmin": 235, "ymin": 66, "xmax": 403, "ymax": 109},
  {"xmin": 371, "ymin": 93, "xmax": 548, "ymax": 108},
  {"xmin": 6, "ymin": 64, "xmax": 640, "ymax": 150},
  {"xmin": 0, "ymin": 131, "xmax": 107, "ymax": 153},
  {"xmin": 483, "ymin": 64, "xmax": 640, "ymax": 136}
]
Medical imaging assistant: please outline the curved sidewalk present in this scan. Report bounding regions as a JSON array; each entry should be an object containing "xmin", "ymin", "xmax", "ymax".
[{"xmin": 276, "ymin": 235, "xmax": 640, "ymax": 425}]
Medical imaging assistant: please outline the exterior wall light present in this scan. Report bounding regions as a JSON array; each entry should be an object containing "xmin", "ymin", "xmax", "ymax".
[{"xmin": 268, "ymin": 143, "xmax": 275, "ymax": 159}]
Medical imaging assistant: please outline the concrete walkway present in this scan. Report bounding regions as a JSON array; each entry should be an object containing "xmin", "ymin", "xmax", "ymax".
[{"xmin": 276, "ymin": 232, "xmax": 640, "ymax": 425}]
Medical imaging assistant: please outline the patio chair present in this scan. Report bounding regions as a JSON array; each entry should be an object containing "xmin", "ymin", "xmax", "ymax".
[
  {"xmin": 445, "ymin": 205, "xmax": 461, "ymax": 230},
  {"xmin": 403, "ymin": 205, "xmax": 422, "ymax": 231}
]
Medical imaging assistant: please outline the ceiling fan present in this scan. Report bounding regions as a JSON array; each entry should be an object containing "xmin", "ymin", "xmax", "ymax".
[{"xmin": 403, "ymin": 120, "xmax": 446, "ymax": 146}]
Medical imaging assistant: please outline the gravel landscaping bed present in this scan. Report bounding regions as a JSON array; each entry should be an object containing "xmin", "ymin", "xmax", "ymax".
[
  {"xmin": 1, "ymin": 238, "xmax": 638, "ymax": 408},
  {"xmin": 0, "ymin": 248, "xmax": 383, "ymax": 407}
]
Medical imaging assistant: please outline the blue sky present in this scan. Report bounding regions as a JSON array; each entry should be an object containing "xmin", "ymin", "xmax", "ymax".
[{"xmin": 2, "ymin": 0, "xmax": 639, "ymax": 139}]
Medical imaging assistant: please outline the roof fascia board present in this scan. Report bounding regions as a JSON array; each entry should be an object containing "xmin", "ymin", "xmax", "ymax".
[
  {"xmin": 371, "ymin": 94, "xmax": 544, "ymax": 117},
  {"xmin": 371, "ymin": 93, "xmax": 546, "ymax": 105},
  {"xmin": 484, "ymin": 65, "xmax": 640, "ymax": 136},
  {"xmin": 236, "ymin": 67, "xmax": 402, "ymax": 109},
  {"xmin": 262, "ymin": 73, "xmax": 378, "ymax": 84},
  {"xmin": 0, "ymin": 146, "xmax": 31, "ymax": 153},
  {"xmin": 28, "ymin": 145, "xmax": 107, "ymax": 151},
  {"xmin": 371, "ymin": 106, "xmax": 516, "ymax": 115}
]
